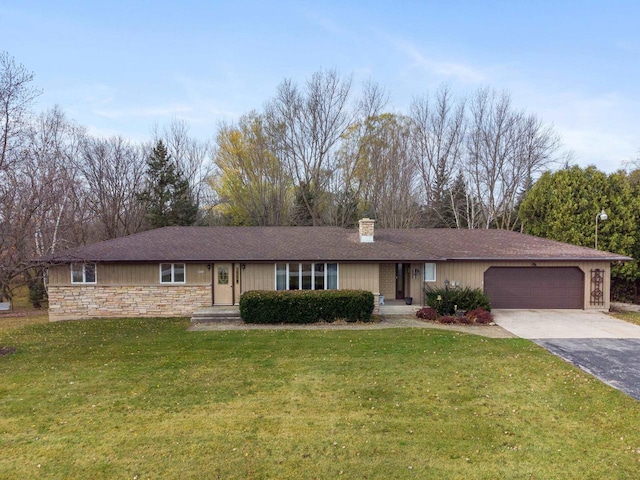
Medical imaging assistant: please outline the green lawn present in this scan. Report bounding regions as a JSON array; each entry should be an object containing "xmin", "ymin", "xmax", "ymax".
[{"xmin": 1, "ymin": 318, "xmax": 639, "ymax": 479}]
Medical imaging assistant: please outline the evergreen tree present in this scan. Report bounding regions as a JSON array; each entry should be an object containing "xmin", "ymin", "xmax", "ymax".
[
  {"xmin": 519, "ymin": 165, "xmax": 640, "ymax": 300},
  {"xmin": 168, "ymin": 170, "xmax": 199, "ymax": 225},
  {"xmin": 139, "ymin": 141, "xmax": 198, "ymax": 228},
  {"xmin": 292, "ymin": 182, "xmax": 315, "ymax": 226}
]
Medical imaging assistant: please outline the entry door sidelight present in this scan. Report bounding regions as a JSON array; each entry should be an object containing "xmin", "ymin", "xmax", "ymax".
[{"xmin": 396, "ymin": 263, "xmax": 404, "ymax": 299}]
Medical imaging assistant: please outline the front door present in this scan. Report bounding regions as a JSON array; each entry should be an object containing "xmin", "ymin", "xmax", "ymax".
[{"xmin": 214, "ymin": 263, "xmax": 234, "ymax": 305}]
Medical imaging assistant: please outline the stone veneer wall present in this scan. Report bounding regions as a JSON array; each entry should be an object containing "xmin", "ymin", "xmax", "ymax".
[{"xmin": 48, "ymin": 285, "xmax": 211, "ymax": 321}]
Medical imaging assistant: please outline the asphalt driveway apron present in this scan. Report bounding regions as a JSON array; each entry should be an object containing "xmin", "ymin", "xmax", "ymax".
[{"xmin": 493, "ymin": 310, "xmax": 640, "ymax": 401}]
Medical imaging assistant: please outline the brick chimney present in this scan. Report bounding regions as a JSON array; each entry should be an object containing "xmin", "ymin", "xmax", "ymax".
[{"xmin": 358, "ymin": 218, "xmax": 375, "ymax": 243}]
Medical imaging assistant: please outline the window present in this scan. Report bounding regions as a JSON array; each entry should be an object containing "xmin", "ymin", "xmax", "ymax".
[
  {"xmin": 275, "ymin": 263, "xmax": 339, "ymax": 291},
  {"xmin": 218, "ymin": 266, "xmax": 229, "ymax": 285},
  {"xmin": 424, "ymin": 263, "xmax": 436, "ymax": 282},
  {"xmin": 160, "ymin": 263, "xmax": 185, "ymax": 283},
  {"xmin": 314, "ymin": 263, "xmax": 325, "ymax": 290},
  {"xmin": 289, "ymin": 264, "xmax": 299, "ymax": 290},
  {"xmin": 327, "ymin": 263, "xmax": 338, "ymax": 289},
  {"xmin": 276, "ymin": 263, "xmax": 287, "ymax": 290},
  {"xmin": 301, "ymin": 263, "xmax": 312, "ymax": 290},
  {"xmin": 71, "ymin": 263, "xmax": 96, "ymax": 284}
]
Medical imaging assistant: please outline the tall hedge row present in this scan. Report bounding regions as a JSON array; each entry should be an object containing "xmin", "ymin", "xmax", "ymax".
[{"xmin": 239, "ymin": 290, "xmax": 374, "ymax": 324}]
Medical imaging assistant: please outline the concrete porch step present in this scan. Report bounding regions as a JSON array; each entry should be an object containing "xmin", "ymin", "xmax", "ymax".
[
  {"xmin": 379, "ymin": 303, "xmax": 421, "ymax": 316},
  {"xmin": 191, "ymin": 306, "xmax": 241, "ymax": 323}
]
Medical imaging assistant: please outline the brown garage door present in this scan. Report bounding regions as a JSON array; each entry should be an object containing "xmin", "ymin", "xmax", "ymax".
[{"xmin": 484, "ymin": 267, "xmax": 584, "ymax": 309}]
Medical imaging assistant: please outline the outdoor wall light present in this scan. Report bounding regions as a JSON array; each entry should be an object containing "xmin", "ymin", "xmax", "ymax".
[{"xmin": 595, "ymin": 209, "xmax": 608, "ymax": 250}]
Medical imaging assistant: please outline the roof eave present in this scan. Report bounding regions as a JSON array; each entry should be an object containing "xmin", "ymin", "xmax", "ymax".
[{"xmin": 444, "ymin": 256, "xmax": 632, "ymax": 262}]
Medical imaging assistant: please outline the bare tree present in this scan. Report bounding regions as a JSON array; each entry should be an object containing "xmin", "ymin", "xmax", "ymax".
[
  {"xmin": 0, "ymin": 170, "xmax": 41, "ymax": 301},
  {"xmin": 356, "ymin": 114, "xmax": 421, "ymax": 228},
  {"xmin": 26, "ymin": 107, "xmax": 86, "ymax": 255},
  {"xmin": 410, "ymin": 85, "xmax": 466, "ymax": 226},
  {"xmin": 78, "ymin": 136, "xmax": 147, "ymax": 240},
  {"xmin": 153, "ymin": 119, "xmax": 215, "ymax": 215},
  {"xmin": 0, "ymin": 107, "xmax": 84, "ymax": 301},
  {"xmin": 266, "ymin": 69, "xmax": 355, "ymax": 225},
  {"xmin": 0, "ymin": 52, "xmax": 42, "ymax": 300},
  {"xmin": 326, "ymin": 80, "xmax": 389, "ymax": 227},
  {"xmin": 0, "ymin": 51, "xmax": 41, "ymax": 172},
  {"xmin": 465, "ymin": 88, "xmax": 560, "ymax": 229}
]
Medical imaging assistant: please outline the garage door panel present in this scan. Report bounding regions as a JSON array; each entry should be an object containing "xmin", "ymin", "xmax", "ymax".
[{"xmin": 484, "ymin": 267, "xmax": 584, "ymax": 309}]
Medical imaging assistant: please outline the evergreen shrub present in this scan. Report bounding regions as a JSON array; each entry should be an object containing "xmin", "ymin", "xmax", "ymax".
[{"xmin": 424, "ymin": 285, "xmax": 491, "ymax": 316}]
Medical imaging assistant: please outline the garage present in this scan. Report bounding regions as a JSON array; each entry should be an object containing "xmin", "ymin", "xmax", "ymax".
[{"xmin": 484, "ymin": 267, "xmax": 584, "ymax": 309}]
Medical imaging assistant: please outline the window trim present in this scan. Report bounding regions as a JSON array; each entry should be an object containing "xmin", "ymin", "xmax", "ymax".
[
  {"xmin": 160, "ymin": 263, "xmax": 186, "ymax": 284},
  {"xmin": 424, "ymin": 262, "xmax": 436, "ymax": 282},
  {"xmin": 275, "ymin": 263, "xmax": 339, "ymax": 291},
  {"xmin": 71, "ymin": 263, "xmax": 97, "ymax": 284}
]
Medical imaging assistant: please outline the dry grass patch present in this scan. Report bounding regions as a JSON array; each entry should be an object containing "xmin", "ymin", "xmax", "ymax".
[
  {"xmin": 1, "ymin": 318, "xmax": 639, "ymax": 478},
  {"xmin": 610, "ymin": 310, "xmax": 640, "ymax": 326},
  {"xmin": 0, "ymin": 285, "xmax": 49, "ymax": 333},
  {"xmin": 0, "ymin": 312, "xmax": 49, "ymax": 332}
]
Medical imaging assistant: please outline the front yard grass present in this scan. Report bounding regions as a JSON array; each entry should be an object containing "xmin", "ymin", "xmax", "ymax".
[
  {"xmin": 1, "ymin": 318, "xmax": 639, "ymax": 479},
  {"xmin": 610, "ymin": 310, "xmax": 640, "ymax": 326}
]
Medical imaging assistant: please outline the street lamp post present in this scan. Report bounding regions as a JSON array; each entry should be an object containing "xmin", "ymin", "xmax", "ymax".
[{"xmin": 595, "ymin": 209, "xmax": 608, "ymax": 250}]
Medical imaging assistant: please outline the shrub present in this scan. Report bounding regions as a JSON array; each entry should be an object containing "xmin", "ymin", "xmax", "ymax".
[
  {"xmin": 239, "ymin": 289, "xmax": 374, "ymax": 324},
  {"xmin": 437, "ymin": 315, "xmax": 458, "ymax": 324},
  {"xmin": 424, "ymin": 285, "xmax": 491, "ymax": 316},
  {"xmin": 465, "ymin": 307, "xmax": 493, "ymax": 325},
  {"xmin": 416, "ymin": 307, "xmax": 438, "ymax": 321},
  {"xmin": 28, "ymin": 278, "xmax": 47, "ymax": 309}
]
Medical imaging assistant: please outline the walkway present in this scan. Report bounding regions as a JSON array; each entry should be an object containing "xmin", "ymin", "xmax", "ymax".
[{"xmin": 188, "ymin": 314, "xmax": 513, "ymax": 338}]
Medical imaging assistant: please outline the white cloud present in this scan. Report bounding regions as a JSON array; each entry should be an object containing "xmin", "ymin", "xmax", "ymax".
[{"xmin": 391, "ymin": 37, "xmax": 486, "ymax": 84}]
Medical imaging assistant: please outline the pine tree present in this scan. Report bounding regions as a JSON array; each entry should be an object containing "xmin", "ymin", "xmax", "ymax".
[
  {"xmin": 168, "ymin": 170, "xmax": 199, "ymax": 226},
  {"xmin": 292, "ymin": 182, "xmax": 315, "ymax": 226},
  {"xmin": 139, "ymin": 141, "xmax": 198, "ymax": 228}
]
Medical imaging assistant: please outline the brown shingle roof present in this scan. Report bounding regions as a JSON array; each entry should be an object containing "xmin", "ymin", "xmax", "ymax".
[{"xmin": 45, "ymin": 226, "xmax": 631, "ymax": 263}]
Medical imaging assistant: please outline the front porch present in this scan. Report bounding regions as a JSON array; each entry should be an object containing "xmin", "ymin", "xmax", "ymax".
[
  {"xmin": 191, "ymin": 299, "xmax": 421, "ymax": 324},
  {"xmin": 378, "ymin": 299, "xmax": 421, "ymax": 316}
]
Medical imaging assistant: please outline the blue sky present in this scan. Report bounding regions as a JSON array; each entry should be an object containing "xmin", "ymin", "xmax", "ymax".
[{"xmin": 2, "ymin": 0, "xmax": 639, "ymax": 172}]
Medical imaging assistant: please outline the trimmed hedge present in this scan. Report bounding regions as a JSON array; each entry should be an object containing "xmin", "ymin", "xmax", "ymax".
[
  {"xmin": 239, "ymin": 289, "xmax": 374, "ymax": 324},
  {"xmin": 424, "ymin": 285, "xmax": 491, "ymax": 316}
]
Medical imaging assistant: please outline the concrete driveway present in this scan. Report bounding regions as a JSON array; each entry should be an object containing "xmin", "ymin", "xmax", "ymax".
[{"xmin": 493, "ymin": 310, "xmax": 640, "ymax": 400}]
